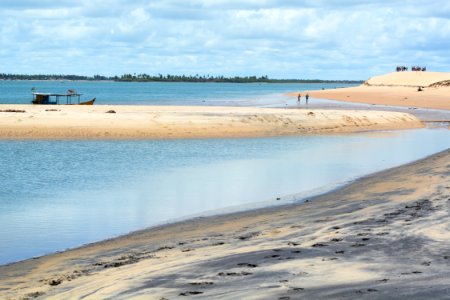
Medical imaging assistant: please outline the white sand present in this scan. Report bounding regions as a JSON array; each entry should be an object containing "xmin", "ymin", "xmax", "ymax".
[
  {"xmin": 366, "ymin": 71, "xmax": 450, "ymax": 87},
  {"xmin": 0, "ymin": 104, "xmax": 423, "ymax": 139},
  {"xmin": 289, "ymin": 71, "xmax": 450, "ymax": 111}
]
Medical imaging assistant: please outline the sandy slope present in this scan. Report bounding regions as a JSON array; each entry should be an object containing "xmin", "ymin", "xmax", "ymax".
[
  {"xmin": 0, "ymin": 104, "xmax": 422, "ymax": 139},
  {"xmin": 366, "ymin": 71, "xmax": 450, "ymax": 87},
  {"xmin": 0, "ymin": 149, "xmax": 449, "ymax": 299},
  {"xmin": 289, "ymin": 72, "xmax": 450, "ymax": 111}
]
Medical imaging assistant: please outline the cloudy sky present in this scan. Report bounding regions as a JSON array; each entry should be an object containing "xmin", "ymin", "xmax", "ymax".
[{"xmin": 1, "ymin": 0, "xmax": 449, "ymax": 79}]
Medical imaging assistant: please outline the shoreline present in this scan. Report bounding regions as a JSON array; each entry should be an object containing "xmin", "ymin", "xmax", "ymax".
[
  {"xmin": 290, "ymin": 85, "xmax": 450, "ymax": 111},
  {"xmin": 287, "ymin": 71, "xmax": 450, "ymax": 111},
  {"xmin": 1, "ymin": 148, "xmax": 449, "ymax": 299},
  {"xmin": 0, "ymin": 127, "xmax": 447, "ymax": 267},
  {"xmin": 1, "ymin": 71, "xmax": 449, "ymax": 298},
  {"xmin": 285, "ymin": 95, "xmax": 450, "ymax": 128},
  {"xmin": 0, "ymin": 104, "xmax": 423, "ymax": 140}
]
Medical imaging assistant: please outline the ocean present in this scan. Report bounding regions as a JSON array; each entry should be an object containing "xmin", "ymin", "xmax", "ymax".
[{"xmin": 0, "ymin": 80, "xmax": 354, "ymax": 106}]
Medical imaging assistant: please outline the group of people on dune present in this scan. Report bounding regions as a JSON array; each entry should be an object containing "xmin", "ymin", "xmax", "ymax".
[{"xmin": 396, "ymin": 66, "xmax": 427, "ymax": 72}]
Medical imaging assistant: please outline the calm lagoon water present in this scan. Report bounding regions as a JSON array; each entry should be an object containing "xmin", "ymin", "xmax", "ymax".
[
  {"xmin": 0, "ymin": 128, "xmax": 449, "ymax": 265},
  {"xmin": 0, "ymin": 80, "xmax": 355, "ymax": 106}
]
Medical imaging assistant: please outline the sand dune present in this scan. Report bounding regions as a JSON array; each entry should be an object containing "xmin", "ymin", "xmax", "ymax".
[
  {"xmin": 290, "ymin": 71, "xmax": 450, "ymax": 111},
  {"xmin": 366, "ymin": 71, "xmax": 450, "ymax": 87},
  {"xmin": 0, "ymin": 104, "xmax": 422, "ymax": 139},
  {"xmin": 1, "ymin": 149, "xmax": 448, "ymax": 299}
]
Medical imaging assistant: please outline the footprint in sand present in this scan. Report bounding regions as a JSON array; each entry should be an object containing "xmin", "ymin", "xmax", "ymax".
[
  {"xmin": 264, "ymin": 254, "xmax": 280, "ymax": 259},
  {"xmin": 287, "ymin": 241, "xmax": 300, "ymax": 246},
  {"xmin": 211, "ymin": 242, "xmax": 225, "ymax": 246},
  {"xmin": 217, "ymin": 271, "xmax": 252, "ymax": 276},
  {"xmin": 179, "ymin": 291, "xmax": 203, "ymax": 296},
  {"xmin": 181, "ymin": 248, "xmax": 195, "ymax": 252},
  {"xmin": 237, "ymin": 263, "xmax": 258, "ymax": 268},
  {"xmin": 24, "ymin": 291, "xmax": 45, "ymax": 299},
  {"xmin": 156, "ymin": 245, "xmax": 175, "ymax": 251},
  {"xmin": 236, "ymin": 232, "xmax": 260, "ymax": 240},
  {"xmin": 48, "ymin": 278, "xmax": 63, "ymax": 286},
  {"xmin": 376, "ymin": 232, "xmax": 389, "ymax": 236},
  {"xmin": 189, "ymin": 282, "xmax": 214, "ymax": 286}
]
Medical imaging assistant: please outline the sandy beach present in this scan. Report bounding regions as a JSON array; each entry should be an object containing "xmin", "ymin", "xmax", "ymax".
[
  {"xmin": 1, "ymin": 149, "xmax": 448, "ymax": 299},
  {"xmin": 1, "ymin": 71, "xmax": 449, "ymax": 300},
  {"xmin": 3, "ymin": 0, "xmax": 450, "ymax": 299},
  {"xmin": 0, "ymin": 104, "xmax": 423, "ymax": 139},
  {"xmin": 289, "ymin": 71, "xmax": 450, "ymax": 111}
]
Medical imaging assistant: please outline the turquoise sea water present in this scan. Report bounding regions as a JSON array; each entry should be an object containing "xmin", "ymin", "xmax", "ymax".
[
  {"xmin": 0, "ymin": 80, "xmax": 449, "ymax": 265},
  {"xmin": 0, "ymin": 80, "xmax": 355, "ymax": 105},
  {"xmin": 0, "ymin": 129, "xmax": 449, "ymax": 265}
]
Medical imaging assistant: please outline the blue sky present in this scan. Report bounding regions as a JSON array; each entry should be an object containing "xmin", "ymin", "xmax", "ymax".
[{"xmin": 1, "ymin": 0, "xmax": 449, "ymax": 79}]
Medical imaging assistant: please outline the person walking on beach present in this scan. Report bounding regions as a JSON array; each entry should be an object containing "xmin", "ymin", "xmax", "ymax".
[
  {"xmin": 305, "ymin": 93, "xmax": 309, "ymax": 104},
  {"xmin": 297, "ymin": 93, "xmax": 301, "ymax": 104}
]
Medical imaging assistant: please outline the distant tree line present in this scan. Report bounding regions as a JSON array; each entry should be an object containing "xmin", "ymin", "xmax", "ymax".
[{"xmin": 0, "ymin": 73, "xmax": 362, "ymax": 84}]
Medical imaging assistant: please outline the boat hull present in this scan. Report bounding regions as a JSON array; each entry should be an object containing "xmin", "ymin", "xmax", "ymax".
[
  {"xmin": 79, "ymin": 98, "xmax": 96, "ymax": 105},
  {"xmin": 32, "ymin": 98, "xmax": 96, "ymax": 105}
]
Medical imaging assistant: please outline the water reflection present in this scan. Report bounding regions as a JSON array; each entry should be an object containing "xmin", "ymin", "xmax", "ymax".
[{"xmin": 0, "ymin": 128, "xmax": 449, "ymax": 264}]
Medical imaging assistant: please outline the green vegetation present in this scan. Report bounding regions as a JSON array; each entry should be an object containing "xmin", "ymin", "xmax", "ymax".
[
  {"xmin": 0, "ymin": 73, "xmax": 109, "ymax": 81},
  {"xmin": 0, "ymin": 73, "xmax": 362, "ymax": 84}
]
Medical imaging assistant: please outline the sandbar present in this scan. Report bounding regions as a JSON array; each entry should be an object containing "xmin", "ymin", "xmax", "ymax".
[{"xmin": 0, "ymin": 104, "xmax": 423, "ymax": 139}]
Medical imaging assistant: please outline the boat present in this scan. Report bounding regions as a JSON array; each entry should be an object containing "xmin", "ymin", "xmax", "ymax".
[
  {"xmin": 78, "ymin": 98, "xmax": 96, "ymax": 105},
  {"xmin": 31, "ymin": 89, "xmax": 95, "ymax": 105}
]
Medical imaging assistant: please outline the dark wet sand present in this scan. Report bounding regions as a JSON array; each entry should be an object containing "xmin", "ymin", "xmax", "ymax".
[{"xmin": 0, "ymin": 149, "xmax": 449, "ymax": 299}]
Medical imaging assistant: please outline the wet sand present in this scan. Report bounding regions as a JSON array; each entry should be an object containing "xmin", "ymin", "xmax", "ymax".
[
  {"xmin": 1, "ymin": 149, "xmax": 449, "ymax": 299},
  {"xmin": 291, "ymin": 85, "xmax": 450, "ymax": 111},
  {"xmin": 0, "ymin": 104, "xmax": 422, "ymax": 139}
]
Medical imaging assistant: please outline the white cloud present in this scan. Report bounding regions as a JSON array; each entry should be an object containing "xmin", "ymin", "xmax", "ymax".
[{"xmin": 0, "ymin": 0, "xmax": 449, "ymax": 79}]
